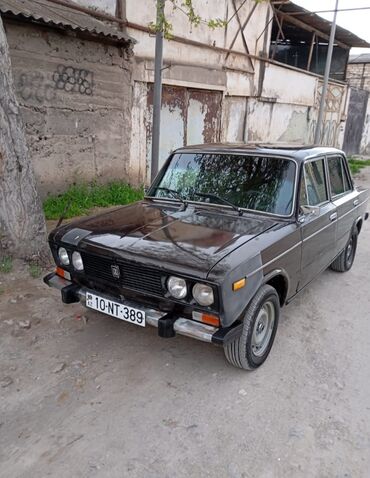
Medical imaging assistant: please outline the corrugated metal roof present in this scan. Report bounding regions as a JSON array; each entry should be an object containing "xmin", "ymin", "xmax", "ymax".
[
  {"xmin": 272, "ymin": 0, "xmax": 370, "ymax": 48},
  {"xmin": 349, "ymin": 53, "xmax": 370, "ymax": 64},
  {"xmin": 0, "ymin": 0, "xmax": 134, "ymax": 44}
]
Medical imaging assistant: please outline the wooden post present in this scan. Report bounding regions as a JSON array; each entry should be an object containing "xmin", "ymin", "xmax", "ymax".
[{"xmin": 307, "ymin": 33, "xmax": 315, "ymax": 71}]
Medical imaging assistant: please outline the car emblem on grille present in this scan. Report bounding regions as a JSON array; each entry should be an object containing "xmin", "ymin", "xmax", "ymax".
[{"xmin": 111, "ymin": 264, "xmax": 120, "ymax": 279}]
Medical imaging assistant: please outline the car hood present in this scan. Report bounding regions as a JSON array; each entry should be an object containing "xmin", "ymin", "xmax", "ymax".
[{"xmin": 52, "ymin": 200, "xmax": 278, "ymax": 278}]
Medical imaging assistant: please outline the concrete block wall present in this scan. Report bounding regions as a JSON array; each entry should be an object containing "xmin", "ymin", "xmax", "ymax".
[
  {"xmin": 5, "ymin": 20, "xmax": 133, "ymax": 197},
  {"xmin": 347, "ymin": 63, "xmax": 370, "ymax": 92}
]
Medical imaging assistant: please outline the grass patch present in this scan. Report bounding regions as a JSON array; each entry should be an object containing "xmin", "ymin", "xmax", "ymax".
[
  {"xmin": 348, "ymin": 158, "xmax": 370, "ymax": 175},
  {"xmin": 43, "ymin": 182, "xmax": 144, "ymax": 220},
  {"xmin": 0, "ymin": 256, "xmax": 13, "ymax": 273},
  {"xmin": 29, "ymin": 263, "xmax": 42, "ymax": 278}
]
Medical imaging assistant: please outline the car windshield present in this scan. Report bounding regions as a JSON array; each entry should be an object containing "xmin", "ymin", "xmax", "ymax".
[{"xmin": 151, "ymin": 153, "xmax": 296, "ymax": 216}]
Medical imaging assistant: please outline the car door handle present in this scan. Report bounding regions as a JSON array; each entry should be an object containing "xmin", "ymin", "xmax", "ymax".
[
  {"xmin": 329, "ymin": 212, "xmax": 337, "ymax": 221},
  {"xmin": 353, "ymin": 199, "xmax": 359, "ymax": 207}
]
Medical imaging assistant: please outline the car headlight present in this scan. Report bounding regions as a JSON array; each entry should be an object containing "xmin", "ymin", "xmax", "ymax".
[
  {"xmin": 58, "ymin": 247, "xmax": 70, "ymax": 265},
  {"xmin": 72, "ymin": 251, "xmax": 84, "ymax": 271},
  {"xmin": 192, "ymin": 283, "xmax": 214, "ymax": 306},
  {"xmin": 167, "ymin": 276, "xmax": 187, "ymax": 299}
]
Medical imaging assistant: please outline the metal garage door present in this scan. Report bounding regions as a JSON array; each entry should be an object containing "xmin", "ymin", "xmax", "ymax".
[
  {"xmin": 343, "ymin": 88, "xmax": 368, "ymax": 155},
  {"xmin": 147, "ymin": 85, "xmax": 222, "ymax": 170}
]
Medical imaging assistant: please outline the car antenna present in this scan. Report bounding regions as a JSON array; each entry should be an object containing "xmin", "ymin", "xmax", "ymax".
[{"xmin": 56, "ymin": 198, "xmax": 72, "ymax": 228}]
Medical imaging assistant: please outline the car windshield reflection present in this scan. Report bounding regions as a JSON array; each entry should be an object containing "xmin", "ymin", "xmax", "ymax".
[{"xmin": 151, "ymin": 153, "xmax": 296, "ymax": 216}]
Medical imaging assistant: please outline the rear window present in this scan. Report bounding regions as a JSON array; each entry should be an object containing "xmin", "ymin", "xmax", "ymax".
[{"xmin": 328, "ymin": 156, "xmax": 352, "ymax": 196}]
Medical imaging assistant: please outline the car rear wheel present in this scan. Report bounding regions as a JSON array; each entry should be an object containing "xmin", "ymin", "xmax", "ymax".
[
  {"xmin": 224, "ymin": 284, "xmax": 280, "ymax": 370},
  {"xmin": 330, "ymin": 230, "xmax": 358, "ymax": 273}
]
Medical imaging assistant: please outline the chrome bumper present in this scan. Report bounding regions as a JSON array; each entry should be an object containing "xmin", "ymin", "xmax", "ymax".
[{"xmin": 44, "ymin": 273, "xmax": 218, "ymax": 343}]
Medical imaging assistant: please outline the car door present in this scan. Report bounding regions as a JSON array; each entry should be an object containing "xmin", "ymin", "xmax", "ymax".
[
  {"xmin": 298, "ymin": 157, "xmax": 337, "ymax": 290},
  {"xmin": 326, "ymin": 154, "xmax": 360, "ymax": 255}
]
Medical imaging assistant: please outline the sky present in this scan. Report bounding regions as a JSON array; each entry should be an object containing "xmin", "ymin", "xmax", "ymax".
[{"xmin": 293, "ymin": 0, "xmax": 370, "ymax": 55}]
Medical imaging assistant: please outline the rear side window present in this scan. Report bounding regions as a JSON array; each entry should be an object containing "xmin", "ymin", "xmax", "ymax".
[
  {"xmin": 301, "ymin": 159, "xmax": 328, "ymax": 206},
  {"xmin": 328, "ymin": 156, "xmax": 352, "ymax": 196}
]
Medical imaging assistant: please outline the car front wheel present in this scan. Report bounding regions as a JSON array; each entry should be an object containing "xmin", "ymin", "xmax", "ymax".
[{"xmin": 224, "ymin": 284, "xmax": 280, "ymax": 370}]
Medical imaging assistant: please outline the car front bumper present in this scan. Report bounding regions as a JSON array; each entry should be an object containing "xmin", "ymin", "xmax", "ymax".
[{"xmin": 43, "ymin": 272, "xmax": 237, "ymax": 345}]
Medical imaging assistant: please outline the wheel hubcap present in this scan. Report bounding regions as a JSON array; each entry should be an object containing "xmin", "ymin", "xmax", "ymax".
[
  {"xmin": 346, "ymin": 237, "xmax": 354, "ymax": 263},
  {"xmin": 251, "ymin": 301, "xmax": 275, "ymax": 357}
]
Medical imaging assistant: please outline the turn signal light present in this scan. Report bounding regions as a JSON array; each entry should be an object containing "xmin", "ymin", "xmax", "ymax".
[
  {"xmin": 192, "ymin": 311, "xmax": 220, "ymax": 327},
  {"xmin": 232, "ymin": 278, "xmax": 246, "ymax": 291},
  {"xmin": 56, "ymin": 267, "xmax": 71, "ymax": 281}
]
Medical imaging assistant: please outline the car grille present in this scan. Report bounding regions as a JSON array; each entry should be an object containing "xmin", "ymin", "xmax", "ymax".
[{"xmin": 81, "ymin": 252, "xmax": 165, "ymax": 296}]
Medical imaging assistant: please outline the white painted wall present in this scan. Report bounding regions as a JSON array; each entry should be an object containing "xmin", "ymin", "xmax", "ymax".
[
  {"xmin": 360, "ymin": 97, "xmax": 370, "ymax": 155},
  {"xmin": 222, "ymin": 96, "xmax": 247, "ymax": 142},
  {"xmin": 73, "ymin": 0, "xmax": 116, "ymax": 15},
  {"xmin": 226, "ymin": 70, "xmax": 254, "ymax": 97},
  {"xmin": 129, "ymin": 81, "xmax": 149, "ymax": 184},
  {"xmin": 246, "ymin": 99, "xmax": 310, "ymax": 143},
  {"xmin": 127, "ymin": 0, "xmax": 270, "ymax": 82},
  {"xmin": 187, "ymin": 97, "xmax": 206, "ymax": 144},
  {"xmin": 262, "ymin": 64, "xmax": 317, "ymax": 106}
]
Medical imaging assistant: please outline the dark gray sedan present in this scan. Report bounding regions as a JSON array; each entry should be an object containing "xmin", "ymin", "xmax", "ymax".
[{"xmin": 44, "ymin": 144, "xmax": 369, "ymax": 370}]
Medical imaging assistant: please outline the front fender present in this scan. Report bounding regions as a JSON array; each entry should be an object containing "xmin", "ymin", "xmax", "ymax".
[
  {"xmin": 217, "ymin": 254, "xmax": 264, "ymax": 328},
  {"xmin": 262, "ymin": 268, "xmax": 290, "ymax": 305}
]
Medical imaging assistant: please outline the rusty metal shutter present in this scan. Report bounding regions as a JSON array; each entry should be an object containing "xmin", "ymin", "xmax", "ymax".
[{"xmin": 147, "ymin": 85, "xmax": 222, "ymax": 169}]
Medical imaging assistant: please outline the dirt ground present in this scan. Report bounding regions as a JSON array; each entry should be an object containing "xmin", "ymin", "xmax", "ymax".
[{"xmin": 1, "ymin": 171, "xmax": 370, "ymax": 478}]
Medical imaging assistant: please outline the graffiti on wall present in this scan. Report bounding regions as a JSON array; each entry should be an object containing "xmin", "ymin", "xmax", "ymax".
[
  {"xmin": 17, "ymin": 72, "xmax": 56, "ymax": 103},
  {"xmin": 16, "ymin": 64, "xmax": 94, "ymax": 103},
  {"xmin": 52, "ymin": 65, "xmax": 93, "ymax": 95}
]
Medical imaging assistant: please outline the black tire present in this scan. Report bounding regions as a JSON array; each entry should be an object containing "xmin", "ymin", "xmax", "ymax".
[
  {"xmin": 330, "ymin": 229, "xmax": 358, "ymax": 273},
  {"xmin": 224, "ymin": 284, "xmax": 280, "ymax": 371}
]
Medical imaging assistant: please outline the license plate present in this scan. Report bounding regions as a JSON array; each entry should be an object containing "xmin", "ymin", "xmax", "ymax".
[{"xmin": 85, "ymin": 292, "xmax": 146, "ymax": 327}]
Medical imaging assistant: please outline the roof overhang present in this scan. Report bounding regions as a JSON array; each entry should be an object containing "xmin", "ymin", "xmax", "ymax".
[
  {"xmin": 271, "ymin": 1, "xmax": 370, "ymax": 49},
  {"xmin": 0, "ymin": 0, "xmax": 136, "ymax": 45},
  {"xmin": 349, "ymin": 53, "xmax": 370, "ymax": 64}
]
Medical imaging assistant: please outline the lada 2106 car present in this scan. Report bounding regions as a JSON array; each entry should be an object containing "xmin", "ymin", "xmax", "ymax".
[{"xmin": 44, "ymin": 144, "xmax": 369, "ymax": 370}]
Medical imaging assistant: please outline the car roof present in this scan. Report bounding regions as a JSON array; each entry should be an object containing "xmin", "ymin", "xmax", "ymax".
[{"xmin": 173, "ymin": 143, "xmax": 344, "ymax": 162}]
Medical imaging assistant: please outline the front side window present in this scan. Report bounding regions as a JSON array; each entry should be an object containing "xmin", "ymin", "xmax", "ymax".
[
  {"xmin": 152, "ymin": 153, "xmax": 297, "ymax": 216},
  {"xmin": 301, "ymin": 159, "xmax": 328, "ymax": 206},
  {"xmin": 328, "ymin": 156, "xmax": 352, "ymax": 196}
]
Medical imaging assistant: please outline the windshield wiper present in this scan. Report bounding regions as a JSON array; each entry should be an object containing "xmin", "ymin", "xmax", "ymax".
[
  {"xmin": 193, "ymin": 191, "xmax": 243, "ymax": 216},
  {"xmin": 153, "ymin": 187, "xmax": 188, "ymax": 208}
]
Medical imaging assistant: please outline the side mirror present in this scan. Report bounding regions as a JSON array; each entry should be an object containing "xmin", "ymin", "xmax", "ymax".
[{"xmin": 300, "ymin": 205, "xmax": 320, "ymax": 216}]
